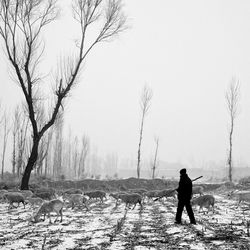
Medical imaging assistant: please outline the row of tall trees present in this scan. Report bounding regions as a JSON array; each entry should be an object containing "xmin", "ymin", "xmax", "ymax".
[
  {"xmin": 0, "ymin": 104, "xmax": 123, "ymax": 180},
  {"xmin": 0, "ymin": 79, "xmax": 241, "ymax": 183},
  {"xmin": 135, "ymin": 77, "xmax": 241, "ymax": 182}
]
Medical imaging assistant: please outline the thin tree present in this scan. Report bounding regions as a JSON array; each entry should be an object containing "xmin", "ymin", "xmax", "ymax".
[
  {"xmin": 43, "ymin": 128, "xmax": 53, "ymax": 177},
  {"xmin": 72, "ymin": 136, "xmax": 79, "ymax": 178},
  {"xmin": 78, "ymin": 135, "xmax": 89, "ymax": 179},
  {"xmin": 1, "ymin": 112, "xmax": 11, "ymax": 179},
  {"xmin": 0, "ymin": 0, "xmax": 127, "ymax": 189},
  {"xmin": 151, "ymin": 136, "xmax": 159, "ymax": 179},
  {"xmin": 136, "ymin": 85, "xmax": 153, "ymax": 178},
  {"xmin": 225, "ymin": 78, "xmax": 240, "ymax": 182},
  {"xmin": 12, "ymin": 106, "xmax": 21, "ymax": 175},
  {"xmin": 52, "ymin": 115, "xmax": 63, "ymax": 180}
]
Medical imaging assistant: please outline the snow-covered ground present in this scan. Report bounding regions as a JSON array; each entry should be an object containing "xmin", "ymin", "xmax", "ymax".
[{"xmin": 0, "ymin": 192, "xmax": 250, "ymax": 249}]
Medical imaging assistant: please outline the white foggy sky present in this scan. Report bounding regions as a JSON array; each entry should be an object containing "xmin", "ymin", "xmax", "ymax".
[{"xmin": 1, "ymin": 0, "xmax": 250, "ymax": 168}]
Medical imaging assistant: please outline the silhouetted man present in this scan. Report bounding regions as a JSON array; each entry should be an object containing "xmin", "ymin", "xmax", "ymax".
[{"xmin": 175, "ymin": 168, "xmax": 196, "ymax": 224}]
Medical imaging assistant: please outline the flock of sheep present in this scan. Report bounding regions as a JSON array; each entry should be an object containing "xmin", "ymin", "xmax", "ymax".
[{"xmin": 0, "ymin": 184, "xmax": 249, "ymax": 224}]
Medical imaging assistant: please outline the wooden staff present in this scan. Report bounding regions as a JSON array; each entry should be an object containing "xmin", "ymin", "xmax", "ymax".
[
  {"xmin": 191, "ymin": 176, "xmax": 203, "ymax": 182},
  {"xmin": 153, "ymin": 175, "xmax": 203, "ymax": 201}
]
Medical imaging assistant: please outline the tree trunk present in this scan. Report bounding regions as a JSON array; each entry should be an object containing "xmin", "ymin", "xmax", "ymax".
[
  {"xmin": 20, "ymin": 138, "xmax": 39, "ymax": 190},
  {"xmin": 12, "ymin": 133, "xmax": 16, "ymax": 176},
  {"xmin": 228, "ymin": 131, "xmax": 233, "ymax": 182},
  {"xmin": 228, "ymin": 119, "xmax": 234, "ymax": 182},
  {"xmin": 137, "ymin": 113, "xmax": 145, "ymax": 179}
]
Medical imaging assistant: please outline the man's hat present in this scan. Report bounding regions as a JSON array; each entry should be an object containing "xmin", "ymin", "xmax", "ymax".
[{"xmin": 180, "ymin": 168, "xmax": 186, "ymax": 174}]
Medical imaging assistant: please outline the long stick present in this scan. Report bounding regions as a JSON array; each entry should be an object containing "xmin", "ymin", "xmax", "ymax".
[
  {"xmin": 153, "ymin": 175, "xmax": 203, "ymax": 202},
  {"xmin": 191, "ymin": 176, "xmax": 203, "ymax": 182}
]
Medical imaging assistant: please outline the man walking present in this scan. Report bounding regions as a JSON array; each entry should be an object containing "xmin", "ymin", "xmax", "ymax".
[{"xmin": 175, "ymin": 168, "xmax": 196, "ymax": 224}]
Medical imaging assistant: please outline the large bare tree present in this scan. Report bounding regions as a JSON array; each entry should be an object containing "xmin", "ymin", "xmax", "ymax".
[
  {"xmin": 0, "ymin": 0, "xmax": 127, "ymax": 189},
  {"xmin": 136, "ymin": 85, "xmax": 153, "ymax": 178},
  {"xmin": 225, "ymin": 78, "xmax": 240, "ymax": 182}
]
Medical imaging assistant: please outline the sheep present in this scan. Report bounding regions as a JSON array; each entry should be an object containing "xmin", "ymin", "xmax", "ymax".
[
  {"xmin": 109, "ymin": 192, "xmax": 128, "ymax": 200},
  {"xmin": 109, "ymin": 192, "xmax": 129, "ymax": 205},
  {"xmin": 192, "ymin": 194, "xmax": 215, "ymax": 213},
  {"xmin": 66, "ymin": 194, "xmax": 89, "ymax": 210},
  {"xmin": 154, "ymin": 189, "xmax": 176, "ymax": 201},
  {"xmin": 33, "ymin": 199, "xmax": 63, "ymax": 223},
  {"xmin": 32, "ymin": 188, "xmax": 56, "ymax": 199},
  {"xmin": 144, "ymin": 190, "xmax": 159, "ymax": 200},
  {"xmin": 20, "ymin": 190, "xmax": 33, "ymax": 199},
  {"xmin": 117, "ymin": 193, "xmax": 143, "ymax": 209},
  {"xmin": 25, "ymin": 197, "xmax": 44, "ymax": 208},
  {"xmin": 84, "ymin": 190, "xmax": 106, "ymax": 203},
  {"xmin": 3, "ymin": 192, "xmax": 25, "ymax": 209},
  {"xmin": 192, "ymin": 186, "xmax": 204, "ymax": 196},
  {"xmin": 62, "ymin": 189, "xmax": 83, "ymax": 200},
  {"xmin": 32, "ymin": 191, "xmax": 55, "ymax": 200},
  {"xmin": 227, "ymin": 190, "xmax": 250, "ymax": 207}
]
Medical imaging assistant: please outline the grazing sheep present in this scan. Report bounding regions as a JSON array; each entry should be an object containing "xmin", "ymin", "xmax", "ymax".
[
  {"xmin": 33, "ymin": 188, "xmax": 56, "ymax": 198},
  {"xmin": 227, "ymin": 190, "xmax": 250, "ymax": 207},
  {"xmin": 192, "ymin": 194, "xmax": 215, "ymax": 213},
  {"xmin": 33, "ymin": 199, "xmax": 63, "ymax": 223},
  {"xmin": 109, "ymin": 192, "xmax": 129, "ymax": 205},
  {"xmin": 66, "ymin": 194, "xmax": 89, "ymax": 210},
  {"xmin": 192, "ymin": 186, "xmax": 204, "ymax": 196},
  {"xmin": 154, "ymin": 189, "xmax": 176, "ymax": 201},
  {"xmin": 3, "ymin": 192, "xmax": 25, "ymax": 209},
  {"xmin": 110, "ymin": 192, "xmax": 128, "ymax": 200},
  {"xmin": 84, "ymin": 190, "xmax": 106, "ymax": 202},
  {"xmin": 20, "ymin": 190, "xmax": 33, "ymax": 199},
  {"xmin": 32, "ymin": 191, "xmax": 55, "ymax": 200},
  {"xmin": 25, "ymin": 197, "xmax": 44, "ymax": 208},
  {"xmin": 144, "ymin": 190, "xmax": 159, "ymax": 200},
  {"xmin": 118, "ymin": 193, "xmax": 143, "ymax": 209}
]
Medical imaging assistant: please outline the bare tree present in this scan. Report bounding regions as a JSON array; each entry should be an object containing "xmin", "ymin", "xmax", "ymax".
[
  {"xmin": 12, "ymin": 107, "xmax": 20, "ymax": 175},
  {"xmin": 225, "ymin": 78, "xmax": 240, "ymax": 182},
  {"xmin": 0, "ymin": 0, "xmax": 127, "ymax": 189},
  {"xmin": 72, "ymin": 136, "xmax": 79, "ymax": 178},
  {"xmin": 151, "ymin": 136, "xmax": 159, "ymax": 179},
  {"xmin": 136, "ymin": 85, "xmax": 153, "ymax": 178},
  {"xmin": 1, "ymin": 112, "xmax": 11, "ymax": 179}
]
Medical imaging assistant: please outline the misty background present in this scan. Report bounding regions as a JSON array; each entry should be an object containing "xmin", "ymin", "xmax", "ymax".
[{"xmin": 1, "ymin": 0, "xmax": 250, "ymax": 181}]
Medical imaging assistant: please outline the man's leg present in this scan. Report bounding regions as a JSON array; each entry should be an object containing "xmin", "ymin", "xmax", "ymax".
[
  {"xmin": 185, "ymin": 201, "xmax": 196, "ymax": 224},
  {"xmin": 175, "ymin": 200, "xmax": 184, "ymax": 223}
]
